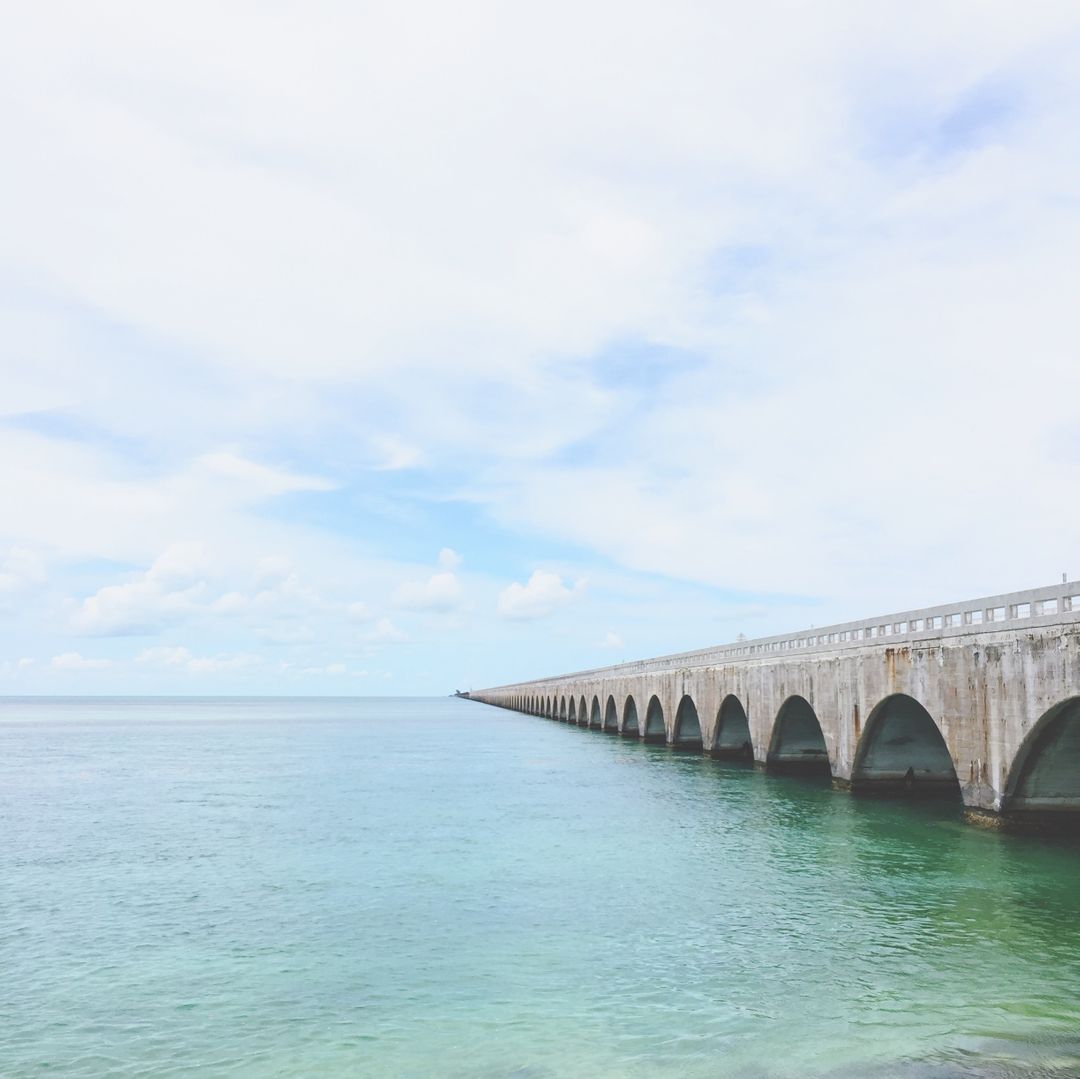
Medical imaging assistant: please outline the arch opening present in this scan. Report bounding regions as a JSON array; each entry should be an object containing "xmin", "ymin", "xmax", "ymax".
[
  {"xmin": 673, "ymin": 695, "xmax": 702, "ymax": 749},
  {"xmin": 643, "ymin": 695, "xmax": 666, "ymax": 743},
  {"xmin": 578, "ymin": 696, "xmax": 588, "ymax": 727},
  {"xmin": 767, "ymin": 696, "xmax": 830, "ymax": 777},
  {"xmin": 622, "ymin": 696, "xmax": 639, "ymax": 735},
  {"xmin": 851, "ymin": 695, "xmax": 960, "ymax": 799},
  {"xmin": 568, "ymin": 698, "xmax": 577, "ymax": 724},
  {"xmin": 1004, "ymin": 697, "xmax": 1080, "ymax": 828},
  {"xmin": 589, "ymin": 696, "xmax": 602, "ymax": 729},
  {"xmin": 713, "ymin": 694, "xmax": 753, "ymax": 761},
  {"xmin": 559, "ymin": 696, "xmax": 567, "ymax": 722},
  {"xmin": 603, "ymin": 695, "xmax": 619, "ymax": 732}
]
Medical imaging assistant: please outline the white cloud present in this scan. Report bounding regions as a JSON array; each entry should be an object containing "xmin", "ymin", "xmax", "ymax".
[
  {"xmin": 0, "ymin": 657, "xmax": 36, "ymax": 679},
  {"xmin": 3, "ymin": 4, "xmax": 1080, "ymax": 687},
  {"xmin": 71, "ymin": 542, "xmax": 210, "ymax": 635},
  {"xmin": 393, "ymin": 571, "xmax": 463, "ymax": 612},
  {"xmin": 137, "ymin": 645, "xmax": 261, "ymax": 674},
  {"xmin": 51, "ymin": 651, "xmax": 111, "ymax": 670},
  {"xmin": 299, "ymin": 662, "xmax": 347, "ymax": 675},
  {"xmin": 0, "ymin": 547, "xmax": 46, "ymax": 594},
  {"xmin": 600, "ymin": 631, "xmax": 623, "ymax": 649},
  {"xmin": 71, "ymin": 543, "xmax": 335, "ymax": 639},
  {"xmin": 498, "ymin": 570, "xmax": 583, "ymax": 621},
  {"xmin": 437, "ymin": 547, "xmax": 462, "ymax": 570},
  {"xmin": 186, "ymin": 652, "xmax": 262, "ymax": 674},
  {"xmin": 211, "ymin": 591, "xmax": 248, "ymax": 614},
  {"xmin": 136, "ymin": 645, "xmax": 192, "ymax": 666},
  {"xmin": 369, "ymin": 617, "xmax": 407, "ymax": 642},
  {"xmin": 371, "ymin": 436, "xmax": 424, "ymax": 471},
  {"xmin": 347, "ymin": 601, "xmax": 374, "ymax": 622}
]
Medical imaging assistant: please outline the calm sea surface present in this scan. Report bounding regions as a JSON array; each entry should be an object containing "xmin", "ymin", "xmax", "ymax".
[{"xmin": 3, "ymin": 696, "xmax": 1080, "ymax": 1078}]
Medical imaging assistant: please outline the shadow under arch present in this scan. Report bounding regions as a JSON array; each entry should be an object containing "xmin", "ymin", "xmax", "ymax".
[
  {"xmin": 1003, "ymin": 697, "xmax": 1080, "ymax": 830},
  {"xmin": 851, "ymin": 694, "xmax": 960, "ymax": 799},
  {"xmin": 603, "ymin": 695, "xmax": 619, "ymax": 732},
  {"xmin": 559, "ymin": 696, "xmax": 568, "ymax": 722},
  {"xmin": 578, "ymin": 695, "xmax": 588, "ymax": 727},
  {"xmin": 568, "ymin": 698, "xmax": 577, "ymax": 724},
  {"xmin": 621, "ymin": 696, "xmax": 640, "ymax": 736},
  {"xmin": 767, "ymin": 695, "xmax": 830, "ymax": 777},
  {"xmin": 643, "ymin": 695, "xmax": 666, "ymax": 744},
  {"xmin": 713, "ymin": 694, "xmax": 753, "ymax": 761},
  {"xmin": 589, "ymin": 696, "xmax": 602, "ymax": 729},
  {"xmin": 673, "ymin": 694, "xmax": 702, "ymax": 749}
]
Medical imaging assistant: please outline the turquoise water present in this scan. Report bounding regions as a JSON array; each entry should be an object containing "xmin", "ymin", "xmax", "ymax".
[{"xmin": 3, "ymin": 696, "xmax": 1080, "ymax": 1078}]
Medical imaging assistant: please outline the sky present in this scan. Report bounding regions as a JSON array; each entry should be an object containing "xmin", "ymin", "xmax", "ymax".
[{"xmin": 2, "ymin": 1, "xmax": 1080, "ymax": 695}]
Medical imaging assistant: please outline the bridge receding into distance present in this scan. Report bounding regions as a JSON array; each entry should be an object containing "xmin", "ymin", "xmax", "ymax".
[{"xmin": 467, "ymin": 581, "xmax": 1080, "ymax": 830}]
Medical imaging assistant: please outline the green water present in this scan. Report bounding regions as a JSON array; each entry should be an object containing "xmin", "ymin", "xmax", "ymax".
[{"xmin": 2, "ymin": 696, "xmax": 1079, "ymax": 1077}]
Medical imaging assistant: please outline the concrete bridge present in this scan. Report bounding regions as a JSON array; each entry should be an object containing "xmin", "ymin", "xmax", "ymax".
[{"xmin": 468, "ymin": 582, "xmax": 1080, "ymax": 829}]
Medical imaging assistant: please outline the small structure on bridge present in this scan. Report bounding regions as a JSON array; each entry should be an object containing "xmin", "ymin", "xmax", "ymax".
[{"xmin": 468, "ymin": 582, "xmax": 1080, "ymax": 831}]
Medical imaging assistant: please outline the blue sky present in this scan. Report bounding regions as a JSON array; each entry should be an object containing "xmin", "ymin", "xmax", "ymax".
[{"xmin": 2, "ymin": 1, "xmax": 1080, "ymax": 694}]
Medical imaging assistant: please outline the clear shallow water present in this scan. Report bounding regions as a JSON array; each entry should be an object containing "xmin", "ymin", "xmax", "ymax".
[{"xmin": 2, "ymin": 696, "xmax": 1079, "ymax": 1079}]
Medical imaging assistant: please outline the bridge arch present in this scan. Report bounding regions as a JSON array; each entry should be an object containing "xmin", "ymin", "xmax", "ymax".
[
  {"xmin": 622, "ymin": 695, "xmax": 640, "ymax": 735},
  {"xmin": 590, "ymin": 696, "xmax": 602, "ymax": 728},
  {"xmin": 851, "ymin": 694, "xmax": 960, "ymax": 797},
  {"xmin": 767, "ymin": 695, "xmax": 830, "ymax": 776},
  {"xmin": 713, "ymin": 694, "xmax": 753, "ymax": 760},
  {"xmin": 568, "ymin": 697, "xmax": 577, "ymax": 724},
  {"xmin": 578, "ymin": 695, "xmax": 588, "ymax": 726},
  {"xmin": 604, "ymin": 695, "xmax": 619, "ymax": 731},
  {"xmin": 673, "ymin": 695, "xmax": 702, "ymax": 748},
  {"xmin": 559, "ymin": 696, "xmax": 568, "ymax": 722},
  {"xmin": 1003, "ymin": 697, "xmax": 1080, "ymax": 824},
  {"xmin": 643, "ymin": 695, "xmax": 666, "ymax": 743}
]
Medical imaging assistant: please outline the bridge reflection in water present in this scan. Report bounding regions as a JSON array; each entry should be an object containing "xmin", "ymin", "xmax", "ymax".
[{"xmin": 469, "ymin": 582, "xmax": 1080, "ymax": 831}]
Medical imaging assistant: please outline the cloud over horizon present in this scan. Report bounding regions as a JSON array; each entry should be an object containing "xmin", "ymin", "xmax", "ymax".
[{"xmin": 2, "ymin": 1, "xmax": 1080, "ymax": 691}]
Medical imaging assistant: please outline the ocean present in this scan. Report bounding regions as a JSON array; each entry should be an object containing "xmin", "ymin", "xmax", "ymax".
[{"xmin": 3, "ymin": 696, "xmax": 1079, "ymax": 1077}]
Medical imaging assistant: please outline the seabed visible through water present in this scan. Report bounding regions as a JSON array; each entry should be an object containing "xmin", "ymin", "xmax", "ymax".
[{"xmin": 2, "ymin": 696, "xmax": 1078, "ymax": 1078}]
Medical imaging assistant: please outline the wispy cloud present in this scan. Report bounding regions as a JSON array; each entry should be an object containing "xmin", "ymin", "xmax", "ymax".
[
  {"xmin": 1, "ymin": 3, "xmax": 1080, "ymax": 690},
  {"xmin": 52, "ymin": 651, "xmax": 112, "ymax": 671}
]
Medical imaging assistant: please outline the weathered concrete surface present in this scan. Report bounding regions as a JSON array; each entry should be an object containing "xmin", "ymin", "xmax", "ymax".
[{"xmin": 469, "ymin": 583, "xmax": 1080, "ymax": 825}]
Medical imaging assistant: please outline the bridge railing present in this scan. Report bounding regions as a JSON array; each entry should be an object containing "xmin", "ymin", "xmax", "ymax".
[{"xmin": 479, "ymin": 580, "xmax": 1080, "ymax": 692}]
